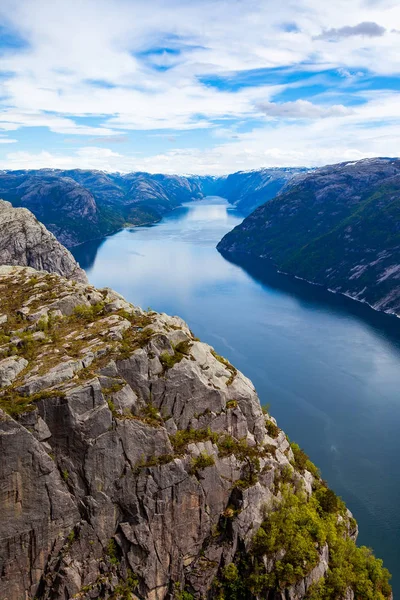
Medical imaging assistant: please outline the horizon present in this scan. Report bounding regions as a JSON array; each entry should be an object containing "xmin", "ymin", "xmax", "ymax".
[
  {"xmin": 0, "ymin": 155, "xmax": 394, "ymax": 177},
  {"xmin": 0, "ymin": 0, "xmax": 399, "ymax": 174}
]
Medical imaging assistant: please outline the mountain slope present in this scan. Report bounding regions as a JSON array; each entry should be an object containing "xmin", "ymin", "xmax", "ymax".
[
  {"xmin": 218, "ymin": 158, "xmax": 400, "ymax": 316},
  {"xmin": 217, "ymin": 167, "xmax": 308, "ymax": 215},
  {"xmin": 0, "ymin": 168, "xmax": 305, "ymax": 248},
  {"xmin": 0, "ymin": 199, "xmax": 87, "ymax": 282},
  {"xmin": 0, "ymin": 170, "xmax": 210, "ymax": 247},
  {"xmin": 0, "ymin": 265, "xmax": 391, "ymax": 599}
]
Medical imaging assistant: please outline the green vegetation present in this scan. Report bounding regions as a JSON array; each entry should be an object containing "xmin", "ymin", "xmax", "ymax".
[
  {"xmin": 211, "ymin": 349, "xmax": 237, "ymax": 385},
  {"xmin": 0, "ymin": 388, "xmax": 65, "ymax": 417},
  {"xmin": 174, "ymin": 582, "xmax": 195, "ymax": 600},
  {"xmin": 218, "ymin": 163, "xmax": 400, "ymax": 315},
  {"xmin": 160, "ymin": 340, "xmax": 192, "ymax": 370},
  {"xmin": 72, "ymin": 302, "xmax": 105, "ymax": 321},
  {"xmin": 189, "ymin": 452, "xmax": 215, "ymax": 475},
  {"xmin": 106, "ymin": 539, "xmax": 120, "ymax": 565},
  {"xmin": 169, "ymin": 427, "xmax": 219, "ymax": 453},
  {"xmin": 226, "ymin": 399, "xmax": 238, "ymax": 409},
  {"xmin": 213, "ymin": 484, "xmax": 391, "ymax": 599},
  {"xmin": 290, "ymin": 441, "xmax": 320, "ymax": 478},
  {"xmin": 265, "ymin": 419, "xmax": 279, "ymax": 438}
]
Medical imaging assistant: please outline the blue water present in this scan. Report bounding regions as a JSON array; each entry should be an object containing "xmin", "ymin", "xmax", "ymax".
[{"xmin": 73, "ymin": 197, "xmax": 400, "ymax": 591}]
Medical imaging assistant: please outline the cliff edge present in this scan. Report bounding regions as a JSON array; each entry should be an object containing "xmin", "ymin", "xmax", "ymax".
[{"xmin": 0, "ymin": 266, "xmax": 391, "ymax": 600}]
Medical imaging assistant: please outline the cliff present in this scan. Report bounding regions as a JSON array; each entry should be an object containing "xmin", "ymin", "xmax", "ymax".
[
  {"xmin": 216, "ymin": 168, "xmax": 308, "ymax": 215},
  {"xmin": 0, "ymin": 200, "xmax": 87, "ymax": 283},
  {"xmin": 218, "ymin": 158, "xmax": 400, "ymax": 317},
  {"xmin": 0, "ymin": 265, "xmax": 391, "ymax": 600}
]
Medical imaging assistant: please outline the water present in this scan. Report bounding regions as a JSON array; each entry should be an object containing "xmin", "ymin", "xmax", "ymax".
[{"xmin": 73, "ymin": 197, "xmax": 400, "ymax": 592}]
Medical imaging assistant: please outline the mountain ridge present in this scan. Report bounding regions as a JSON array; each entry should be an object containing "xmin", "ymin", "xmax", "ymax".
[
  {"xmin": 0, "ymin": 167, "xmax": 306, "ymax": 247},
  {"xmin": 218, "ymin": 157, "xmax": 400, "ymax": 317}
]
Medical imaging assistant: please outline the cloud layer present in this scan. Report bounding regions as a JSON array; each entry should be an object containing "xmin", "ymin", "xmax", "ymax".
[{"xmin": 0, "ymin": 0, "xmax": 399, "ymax": 173}]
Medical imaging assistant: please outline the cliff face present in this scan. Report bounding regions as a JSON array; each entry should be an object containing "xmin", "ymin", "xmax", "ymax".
[
  {"xmin": 0, "ymin": 200, "xmax": 87, "ymax": 283},
  {"xmin": 216, "ymin": 168, "xmax": 308, "ymax": 215},
  {"xmin": 0, "ymin": 266, "xmax": 391, "ymax": 600},
  {"xmin": 218, "ymin": 158, "xmax": 400, "ymax": 316}
]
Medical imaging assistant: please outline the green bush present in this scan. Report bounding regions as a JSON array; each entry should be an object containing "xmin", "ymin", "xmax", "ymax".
[
  {"xmin": 169, "ymin": 428, "xmax": 219, "ymax": 453},
  {"xmin": 265, "ymin": 419, "xmax": 279, "ymax": 438},
  {"xmin": 290, "ymin": 442, "xmax": 320, "ymax": 477},
  {"xmin": 72, "ymin": 302, "xmax": 105, "ymax": 322},
  {"xmin": 189, "ymin": 452, "xmax": 215, "ymax": 475},
  {"xmin": 226, "ymin": 399, "xmax": 238, "ymax": 409}
]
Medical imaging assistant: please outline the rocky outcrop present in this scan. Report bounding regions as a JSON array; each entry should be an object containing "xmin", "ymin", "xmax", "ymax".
[
  {"xmin": 0, "ymin": 266, "xmax": 392, "ymax": 599},
  {"xmin": 218, "ymin": 157, "xmax": 400, "ymax": 317},
  {"xmin": 0, "ymin": 200, "xmax": 87, "ymax": 282}
]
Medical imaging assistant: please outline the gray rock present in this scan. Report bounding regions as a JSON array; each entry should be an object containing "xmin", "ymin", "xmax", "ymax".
[
  {"xmin": 0, "ymin": 355, "xmax": 28, "ymax": 388},
  {"xmin": 0, "ymin": 266, "xmax": 390, "ymax": 600},
  {"xmin": 0, "ymin": 199, "xmax": 87, "ymax": 282}
]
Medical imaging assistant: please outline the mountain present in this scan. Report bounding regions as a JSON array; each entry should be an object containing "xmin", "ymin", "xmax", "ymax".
[
  {"xmin": 218, "ymin": 157, "xmax": 400, "ymax": 316},
  {"xmin": 217, "ymin": 167, "xmax": 309, "ymax": 215},
  {"xmin": 0, "ymin": 199, "xmax": 87, "ymax": 282},
  {"xmin": 0, "ymin": 263, "xmax": 391, "ymax": 599},
  {"xmin": 0, "ymin": 170, "xmax": 211, "ymax": 247},
  {"xmin": 0, "ymin": 168, "xmax": 305, "ymax": 248}
]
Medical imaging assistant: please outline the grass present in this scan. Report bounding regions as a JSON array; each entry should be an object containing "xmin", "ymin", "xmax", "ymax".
[
  {"xmin": 0, "ymin": 388, "xmax": 66, "ymax": 417},
  {"xmin": 189, "ymin": 452, "xmax": 215, "ymax": 475},
  {"xmin": 159, "ymin": 340, "xmax": 192, "ymax": 371},
  {"xmin": 211, "ymin": 349, "xmax": 237, "ymax": 385}
]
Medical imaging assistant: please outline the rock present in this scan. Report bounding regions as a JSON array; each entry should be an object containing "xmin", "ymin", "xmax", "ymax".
[
  {"xmin": 0, "ymin": 199, "xmax": 87, "ymax": 282},
  {"xmin": 0, "ymin": 355, "xmax": 28, "ymax": 388},
  {"xmin": 0, "ymin": 265, "xmax": 392, "ymax": 600}
]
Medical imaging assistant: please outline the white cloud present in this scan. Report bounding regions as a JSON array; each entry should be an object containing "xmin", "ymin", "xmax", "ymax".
[
  {"xmin": 0, "ymin": 0, "xmax": 399, "ymax": 171},
  {"xmin": 257, "ymin": 99, "xmax": 353, "ymax": 119}
]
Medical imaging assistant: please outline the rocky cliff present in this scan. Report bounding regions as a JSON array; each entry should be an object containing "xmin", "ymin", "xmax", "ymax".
[
  {"xmin": 218, "ymin": 158, "xmax": 400, "ymax": 317},
  {"xmin": 0, "ymin": 200, "xmax": 87, "ymax": 283},
  {"xmin": 0, "ymin": 265, "xmax": 391, "ymax": 599},
  {"xmin": 216, "ymin": 168, "xmax": 308, "ymax": 215}
]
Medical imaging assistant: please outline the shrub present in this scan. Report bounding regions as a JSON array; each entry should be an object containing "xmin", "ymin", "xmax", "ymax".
[
  {"xmin": 106, "ymin": 539, "xmax": 119, "ymax": 565},
  {"xmin": 226, "ymin": 399, "xmax": 238, "ymax": 409},
  {"xmin": 290, "ymin": 442, "xmax": 320, "ymax": 477},
  {"xmin": 169, "ymin": 428, "xmax": 219, "ymax": 453},
  {"xmin": 265, "ymin": 419, "xmax": 279, "ymax": 438},
  {"xmin": 189, "ymin": 452, "xmax": 215, "ymax": 475},
  {"xmin": 72, "ymin": 302, "xmax": 105, "ymax": 322}
]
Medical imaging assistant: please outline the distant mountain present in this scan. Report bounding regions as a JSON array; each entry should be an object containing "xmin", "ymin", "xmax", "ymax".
[
  {"xmin": 0, "ymin": 168, "xmax": 305, "ymax": 247},
  {"xmin": 0, "ymin": 170, "xmax": 212, "ymax": 247},
  {"xmin": 218, "ymin": 157, "xmax": 400, "ymax": 316},
  {"xmin": 217, "ymin": 167, "xmax": 309, "ymax": 215},
  {"xmin": 0, "ymin": 199, "xmax": 87, "ymax": 282}
]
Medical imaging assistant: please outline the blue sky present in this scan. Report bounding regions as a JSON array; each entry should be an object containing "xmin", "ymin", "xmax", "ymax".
[{"xmin": 0, "ymin": 0, "xmax": 399, "ymax": 174}]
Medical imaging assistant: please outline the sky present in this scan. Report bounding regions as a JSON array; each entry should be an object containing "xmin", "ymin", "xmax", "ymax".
[{"xmin": 0, "ymin": 0, "xmax": 399, "ymax": 174}]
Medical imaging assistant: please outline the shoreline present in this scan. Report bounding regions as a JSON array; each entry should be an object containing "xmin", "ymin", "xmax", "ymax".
[{"xmin": 219, "ymin": 248, "xmax": 400, "ymax": 321}]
